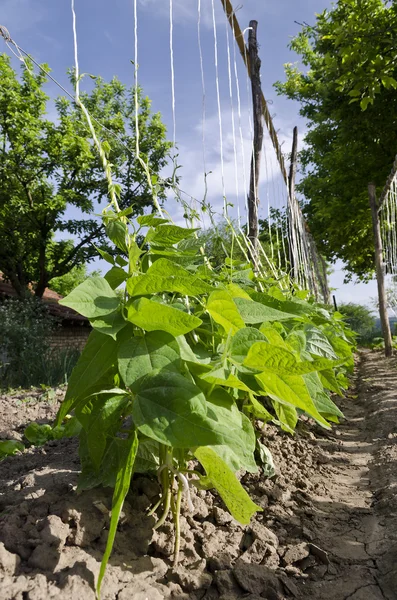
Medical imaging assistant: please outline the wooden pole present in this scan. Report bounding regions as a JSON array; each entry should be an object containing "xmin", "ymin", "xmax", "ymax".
[
  {"xmin": 287, "ymin": 126, "xmax": 298, "ymax": 281},
  {"xmin": 220, "ymin": 0, "xmax": 289, "ymax": 184},
  {"xmin": 368, "ymin": 182, "xmax": 393, "ymax": 357},
  {"xmin": 247, "ymin": 21, "xmax": 263, "ymax": 265}
]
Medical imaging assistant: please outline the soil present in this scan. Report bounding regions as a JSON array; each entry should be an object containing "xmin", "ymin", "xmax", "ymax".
[{"xmin": 0, "ymin": 350, "xmax": 397, "ymax": 600}]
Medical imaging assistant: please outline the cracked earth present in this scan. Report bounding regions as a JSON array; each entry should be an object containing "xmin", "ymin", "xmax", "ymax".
[
  {"xmin": 1, "ymin": 350, "xmax": 397, "ymax": 599},
  {"xmin": 296, "ymin": 350, "xmax": 397, "ymax": 600}
]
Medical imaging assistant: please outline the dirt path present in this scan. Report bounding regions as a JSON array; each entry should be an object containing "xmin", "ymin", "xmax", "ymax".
[
  {"xmin": 1, "ymin": 351, "xmax": 397, "ymax": 599},
  {"xmin": 296, "ymin": 350, "xmax": 397, "ymax": 600}
]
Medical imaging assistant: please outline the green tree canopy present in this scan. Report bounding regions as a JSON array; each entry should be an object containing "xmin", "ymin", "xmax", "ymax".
[
  {"xmin": 0, "ymin": 54, "xmax": 172, "ymax": 298},
  {"xmin": 275, "ymin": 0, "xmax": 397, "ymax": 281}
]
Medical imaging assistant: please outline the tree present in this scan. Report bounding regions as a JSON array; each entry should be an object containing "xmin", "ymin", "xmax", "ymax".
[
  {"xmin": 275, "ymin": 0, "xmax": 397, "ymax": 281},
  {"xmin": 0, "ymin": 54, "xmax": 172, "ymax": 298},
  {"xmin": 49, "ymin": 264, "xmax": 101, "ymax": 297},
  {"xmin": 338, "ymin": 302, "xmax": 376, "ymax": 340}
]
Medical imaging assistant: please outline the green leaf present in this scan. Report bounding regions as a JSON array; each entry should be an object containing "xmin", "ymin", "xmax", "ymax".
[
  {"xmin": 134, "ymin": 438, "xmax": 160, "ymax": 473},
  {"xmin": 255, "ymin": 371, "xmax": 330, "ymax": 428},
  {"xmin": 360, "ymin": 96, "xmax": 372, "ymax": 111},
  {"xmin": 251, "ymin": 292, "xmax": 314, "ymax": 316},
  {"xmin": 127, "ymin": 298, "xmax": 202, "ymax": 336},
  {"xmin": 244, "ymin": 342, "xmax": 298, "ymax": 372},
  {"xmin": 194, "ymin": 447, "xmax": 262, "ymax": 525},
  {"xmin": 244, "ymin": 341, "xmax": 341, "ymax": 375},
  {"xmin": 118, "ymin": 331, "xmax": 181, "ymax": 387},
  {"xmin": 286, "ymin": 330, "xmax": 306, "ymax": 354},
  {"xmin": 304, "ymin": 326, "xmax": 337, "ymax": 359},
  {"xmin": 137, "ymin": 215, "xmax": 169, "ymax": 227},
  {"xmin": 304, "ymin": 372, "xmax": 344, "ymax": 421},
  {"xmin": 59, "ymin": 277, "xmax": 119, "ymax": 319},
  {"xmin": 104, "ymin": 267, "xmax": 127, "ymax": 290},
  {"xmin": 318, "ymin": 369, "xmax": 343, "ymax": 395},
  {"xmin": 75, "ymin": 394, "xmax": 130, "ymax": 470},
  {"xmin": 256, "ymin": 442, "xmax": 275, "ymax": 477},
  {"xmin": 95, "ymin": 246, "xmax": 115, "ymax": 265},
  {"xmin": 230, "ymin": 327, "xmax": 267, "ymax": 363},
  {"xmin": 259, "ymin": 323, "xmax": 287, "ymax": 347},
  {"xmin": 106, "ymin": 220, "xmax": 129, "ymax": 253},
  {"xmin": 55, "ymin": 330, "xmax": 118, "ymax": 426},
  {"xmin": 97, "ymin": 430, "xmax": 138, "ymax": 597},
  {"xmin": 24, "ymin": 423, "xmax": 54, "ymax": 445},
  {"xmin": 128, "ymin": 240, "xmax": 141, "ymax": 273},
  {"xmin": 234, "ymin": 297, "xmax": 296, "ymax": 323},
  {"xmin": 0, "ymin": 439, "xmax": 25, "ymax": 459},
  {"xmin": 206, "ymin": 387, "xmax": 257, "ymax": 473},
  {"xmin": 148, "ymin": 224, "xmax": 198, "ymax": 246},
  {"xmin": 131, "ymin": 370, "xmax": 224, "ymax": 448},
  {"xmin": 206, "ymin": 290, "xmax": 245, "ymax": 334},
  {"xmin": 127, "ymin": 258, "xmax": 213, "ymax": 296},
  {"xmin": 272, "ymin": 401, "xmax": 298, "ymax": 434},
  {"xmin": 90, "ymin": 311, "xmax": 127, "ymax": 339}
]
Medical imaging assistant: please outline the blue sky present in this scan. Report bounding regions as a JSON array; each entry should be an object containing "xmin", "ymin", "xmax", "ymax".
[{"xmin": 0, "ymin": 0, "xmax": 379, "ymax": 308}]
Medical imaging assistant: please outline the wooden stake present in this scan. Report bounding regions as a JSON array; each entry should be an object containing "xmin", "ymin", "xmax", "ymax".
[
  {"xmin": 287, "ymin": 126, "xmax": 298, "ymax": 281},
  {"xmin": 368, "ymin": 182, "xmax": 393, "ymax": 357},
  {"xmin": 247, "ymin": 20, "xmax": 263, "ymax": 265}
]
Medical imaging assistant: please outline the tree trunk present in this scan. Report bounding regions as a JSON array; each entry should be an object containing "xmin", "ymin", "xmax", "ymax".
[{"xmin": 368, "ymin": 182, "xmax": 393, "ymax": 357}]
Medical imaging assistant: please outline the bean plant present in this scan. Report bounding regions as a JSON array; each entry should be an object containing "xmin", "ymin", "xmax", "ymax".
[{"xmin": 55, "ymin": 210, "xmax": 354, "ymax": 596}]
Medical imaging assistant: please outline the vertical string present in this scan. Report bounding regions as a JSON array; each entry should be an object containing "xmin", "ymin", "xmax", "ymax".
[
  {"xmin": 170, "ymin": 0, "xmax": 176, "ymax": 152},
  {"xmin": 210, "ymin": 0, "xmax": 226, "ymax": 214}
]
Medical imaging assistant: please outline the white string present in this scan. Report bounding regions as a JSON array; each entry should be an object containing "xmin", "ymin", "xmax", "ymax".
[
  {"xmin": 211, "ymin": 0, "xmax": 227, "ymax": 213},
  {"xmin": 224, "ymin": 9, "xmax": 240, "ymax": 211},
  {"xmin": 170, "ymin": 0, "xmax": 176, "ymax": 151}
]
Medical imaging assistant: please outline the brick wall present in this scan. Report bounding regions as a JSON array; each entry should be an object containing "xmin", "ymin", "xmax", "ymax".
[{"xmin": 49, "ymin": 325, "xmax": 91, "ymax": 351}]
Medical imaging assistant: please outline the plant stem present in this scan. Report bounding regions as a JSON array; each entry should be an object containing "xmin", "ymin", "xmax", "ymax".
[
  {"xmin": 153, "ymin": 446, "xmax": 173, "ymax": 530},
  {"xmin": 172, "ymin": 479, "xmax": 183, "ymax": 567}
]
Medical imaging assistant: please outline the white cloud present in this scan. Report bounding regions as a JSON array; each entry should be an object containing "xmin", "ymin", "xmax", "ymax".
[{"xmin": 163, "ymin": 106, "xmax": 297, "ymax": 227}]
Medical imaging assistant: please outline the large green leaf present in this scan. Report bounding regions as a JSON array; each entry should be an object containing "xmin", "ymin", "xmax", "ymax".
[
  {"xmin": 319, "ymin": 369, "xmax": 343, "ymax": 395},
  {"xmin": 244, "ymin": 341, "xmax": 341, "ymax": 375},
  {"xmin": 104, "ymin": 266, "xmax": 127, "ymax": 290},
  {"xmin": 59, "ymin": 276, "xmax": 119, "ymax": 319},
  {"xmin": 234, "ymin": 297, "xmax": 296, "ymax": 323},
  {"xmin": 259, "ymin": 323, "xmax": 288, "ymax": 347},
  {"xmin": 131, "ymin": 370, "xmax": 223, "ymax": 448},
  {"xmin": 127, "ymin": 258, "xmax": 213, "ymax": 296},
  {"xmin": 206, "ymin": 290, "xmax": 245, "ymax": 334},
  {"xmin": 194, "ymin": 447, "xmax": 261, "ymax": 525},
  {"xmin": 97, "ymin": 431, "xmax": 139, "ymax": 597},
  {"xmin": 75, "ymin": 394, "xmax": 130, "ymax": 470},
  {"xmin": 304, "ymin": 326, "xmax": 338, "ymax": 359},
  {"xmin": 137, "ymin": 215, "xmax": 169, "ymax": 227},
  {"xmin": 251, "ymin": 292, "xmax": 314, "ymax": 316},
  {"xmin": 127, "ymin": 298, "xmax": 202, "ymax": 336},
  {"xmin": 230, "ymin": 327, "xmax": 267, "ymax": 363},
  {"xmin": 106, "ymin": 220, "xmax": 129, "ymax": 253},
  {"xmin": 206, "ymin": 387, "xmax": 257, "ymax": 473},
  {"xmin": 90, "ymin": 311, "xmax": 127, "ymax": 339},
  {"xmin": 304, "ymin": 372, "xmax": 344, "ymax": 421},
  {"xmin": 55, "ymin": 331, "xmax": 118, "ymax": 426},
  {"xmin": 118, "ymin": 331, "xmax": 181, "ymax": 387},
  {"xmin": 256, "ymin": 371, "xmax": 330, "ymax": 428},
  {"xmin": 148, "ymin": 224, "xmax": 198, "ymax": 246}
]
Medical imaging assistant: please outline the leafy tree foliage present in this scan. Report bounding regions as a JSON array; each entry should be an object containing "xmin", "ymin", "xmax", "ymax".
[
  {"xmin": 275, "ymin": 0, "xmax": 397, "ymax": 280},
  {"xmin": 0, "ymin": 54, "xmax": 172, "ymax": 298},
  {"xmin": 49, "ymin": 264, "xmax": 101, "ymax": 297},
  {"xmin": 338, "ymin": 302, "xmax": 375, "ymax": 339}
]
